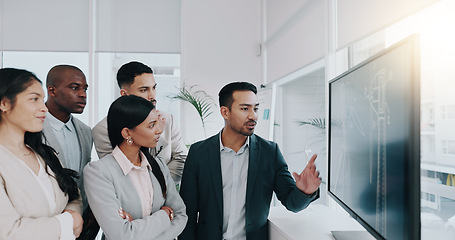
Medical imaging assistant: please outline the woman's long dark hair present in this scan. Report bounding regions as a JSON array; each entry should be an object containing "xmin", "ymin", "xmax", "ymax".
[
  {"xmin": 107, "ymin": 95, "xmax": 167, "ymax": 198},
  {"xmin": 0, "ymin": 68, "xmax": 80, "ymax": 202}
]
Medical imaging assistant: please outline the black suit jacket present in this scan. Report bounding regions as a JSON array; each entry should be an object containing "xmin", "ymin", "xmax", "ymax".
[{"xmin": 179, "ymin": 133, "xmax": 319, "ymax": 240}]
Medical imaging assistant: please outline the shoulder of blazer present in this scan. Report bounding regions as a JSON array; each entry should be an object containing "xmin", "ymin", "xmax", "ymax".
[
  {"xmin": 41, "ymin": 119, "xmax": 62, "ymax": 154},
  {"xmin": 72, "ymin": 117, "xmax": 91, "ymax": 134},
  {"xmin": 42, "ymin": 116, "xmax": 51, "ymax": 131},
  {"xmin": 41, "ymin": 118, "xmax": 55, "ymax": 141},
  {"xmin": 85, "ymin": 154, "xmax": 118, "ymax": 173},
  {"xmin": 72, "ymin": 116, "xmax": 93, "ymax": 147},
  {"xmin": 250, "ymin": 134, "xmax": 276, "ymax": 149},
  {"xmin": 188, "ymin": 133, "xmax": 219, "ymax": 152}
]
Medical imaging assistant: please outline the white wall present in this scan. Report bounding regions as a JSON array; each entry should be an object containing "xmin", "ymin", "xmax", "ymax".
[
  {"xmin": 180, "ymin": 0, "xmax": 262, "ymax": 144},
  {"xmin": 266, "ymin": 0, "xmax": 325, "ymax": 82}
]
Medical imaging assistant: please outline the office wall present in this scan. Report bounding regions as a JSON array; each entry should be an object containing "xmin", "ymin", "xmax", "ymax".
[
  {"xmin": 180, "ymin": 0, "xmax": 262, "ymax": 144},
  {"xmin": 266, "ymin": 0, "xmax": 325, "ymax": 83}
]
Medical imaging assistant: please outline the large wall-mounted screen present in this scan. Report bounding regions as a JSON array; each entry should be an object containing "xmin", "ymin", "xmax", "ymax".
[{"xmin": 328, "ymin": 35, "xmax": 420, "ymax": 240}]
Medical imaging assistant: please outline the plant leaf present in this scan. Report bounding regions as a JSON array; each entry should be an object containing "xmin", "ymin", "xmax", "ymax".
[{"xmin": 168, "ymin": 85, "xmax": 215, "ymax": 137}]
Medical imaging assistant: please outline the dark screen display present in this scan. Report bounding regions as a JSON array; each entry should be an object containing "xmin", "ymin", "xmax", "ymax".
[{"xmin": 329, "ymin": 35, "xmax": 420, "ymax": 240}]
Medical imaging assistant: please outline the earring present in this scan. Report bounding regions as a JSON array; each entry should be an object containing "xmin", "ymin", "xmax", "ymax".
[{"xmin": 127, "ymin": 136, "xmax": 133, "ymax": 145}]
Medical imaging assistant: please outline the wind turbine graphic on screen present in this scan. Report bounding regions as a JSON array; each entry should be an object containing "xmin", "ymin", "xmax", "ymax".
[{"xmin": 366, "ymin": 66, "xmax": 392, "ymax": 236}]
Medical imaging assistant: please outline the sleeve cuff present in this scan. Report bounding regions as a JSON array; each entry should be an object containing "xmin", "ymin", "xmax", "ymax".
[
  {"xmin": 307, "ymin": 188, "xmax": 320, "ymax": 200},
  {"xmin": 158, "ymin": 209, "xmax": 172, "ymax": 228},
  {"xmin": 298, "ymin": 187, "xmax": 320, "ymax": 199},
  {"xmin": 56, "ymin": 212, "xmax": 75, "ymax": 240}
]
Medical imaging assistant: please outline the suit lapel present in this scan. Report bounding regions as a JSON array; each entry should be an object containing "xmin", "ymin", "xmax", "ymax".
[
  {"xmin": 42, "ymin": 119, "xmax": 66, "ymax": 167},
  {"xmin": 246, "ymin": 134, "xmax": 260, "ymax": 210},
  {"xmin": 208, "ymin": 134, "xmax": 224, "ymax": 218},
  {"xmin": 72, "ymin": 118, "xmax": 86, "ymax": 172}
]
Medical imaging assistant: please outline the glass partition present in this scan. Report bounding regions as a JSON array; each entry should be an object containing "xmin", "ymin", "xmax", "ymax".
[{"xmin": 274, "ymin": 65, "xmax": 326, "ymax": 204}]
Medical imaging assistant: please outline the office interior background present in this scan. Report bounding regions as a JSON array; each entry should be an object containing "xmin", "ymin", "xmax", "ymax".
[{"xmin": 1, "ymin": 0, "xmax": 454, "ymax": 238}]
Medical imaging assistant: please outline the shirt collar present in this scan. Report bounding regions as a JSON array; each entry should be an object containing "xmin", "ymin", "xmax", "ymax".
[
  {"xmin": 219, "ymin": 129, "xmax": 249, "ymax": 153},
  {"xmin": 112, "ymin": 146, "xmax": 151, "ymax": 176},
  {"xmin": 46, "ymin": 112, "xmax": 74, "ymax": 132}
]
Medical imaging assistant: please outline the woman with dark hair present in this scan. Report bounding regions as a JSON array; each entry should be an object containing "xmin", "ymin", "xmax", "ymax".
[
  {"xmin": 0, "ymin": 68, "xmax": 83, "ymax": 239},
  {"xmin": 83, "ymin": 95, "xmax": 187, "ymax": 240}
]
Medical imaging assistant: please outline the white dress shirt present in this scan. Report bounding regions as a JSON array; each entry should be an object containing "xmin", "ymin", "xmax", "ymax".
[{"xmin": 219, "ymin": 134, "xmax": 249, "ymax": 240}]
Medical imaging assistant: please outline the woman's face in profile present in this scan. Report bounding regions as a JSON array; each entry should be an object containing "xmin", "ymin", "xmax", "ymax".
[
  {"xmin": 129, "ymin": 109, "xmax": 163, "ymax": 148},
  {"xmin": 0, "ymin": 80, "xmax": 47, "ymax": 133}
]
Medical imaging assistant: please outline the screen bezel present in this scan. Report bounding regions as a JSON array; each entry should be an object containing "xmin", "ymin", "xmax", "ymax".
[{"xmin": 327, "ymin": 34, "xmax": 421, "ymax": 240}]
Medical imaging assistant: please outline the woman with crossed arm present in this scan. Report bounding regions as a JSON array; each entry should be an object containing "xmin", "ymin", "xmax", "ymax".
[{"xmin": 84, "ymin": 95, "xmax": 187, "ymax": 240}]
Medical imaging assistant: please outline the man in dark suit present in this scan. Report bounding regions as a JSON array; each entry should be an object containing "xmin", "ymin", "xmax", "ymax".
[{"xmin": 179, "ymin": 82, "xmax": 321, "ymax": 240}]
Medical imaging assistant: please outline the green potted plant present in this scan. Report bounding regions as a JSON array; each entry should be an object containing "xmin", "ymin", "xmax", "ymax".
[{"xmin": 168, "ymin": 85, "xmax": 215, "ymax": 138}]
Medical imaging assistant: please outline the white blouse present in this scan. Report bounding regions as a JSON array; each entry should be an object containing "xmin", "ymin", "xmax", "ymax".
[{"xmin": 22, "ymin": 153, "xmax": 75, "ymax": 240}]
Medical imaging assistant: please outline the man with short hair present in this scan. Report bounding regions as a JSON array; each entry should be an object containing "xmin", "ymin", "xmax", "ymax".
[
  {"xmin": 179, "ymin": 82, "xmax": 321, "ymax": 240},
  {"xmin": 92, "ymin": 61, "xmax": 187, "ymax": 183},
  {"xmin": 42, "ymin": 64, "xmax": 93, "ymax": 212}
]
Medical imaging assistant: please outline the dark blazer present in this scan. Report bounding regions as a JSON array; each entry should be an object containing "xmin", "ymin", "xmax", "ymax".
[{"xmin": 179, "ymin": 133, "xmax": 319, "ymax": 240}]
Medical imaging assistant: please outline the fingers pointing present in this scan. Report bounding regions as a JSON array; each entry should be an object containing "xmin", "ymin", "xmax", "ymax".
[{"xmin": 309, "ymin": 154, "xmax": 318, "ymax": 163}]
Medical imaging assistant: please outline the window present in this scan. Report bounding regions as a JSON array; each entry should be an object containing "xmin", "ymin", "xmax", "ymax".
[
  {"xmin": 422, "ymin": 103, "xmax": 435, "ymax": 131},
  {"xmin": 442, "ymin": 105, "xmax": 455, "ymax": 120},
  {"xmin": 384, "ymin": 1, "xmax": 455, "ymax": 238},
  {"xmin": 273, "ymin": 62, "xmax": 327, "ymax": 205},
  {"xmin": 442, "ymin": 140, "xmax": 455, "ymax": 156},
  {"xmin": 0, "ymin": 52, "xmax": 181, "ymax": 128}
]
